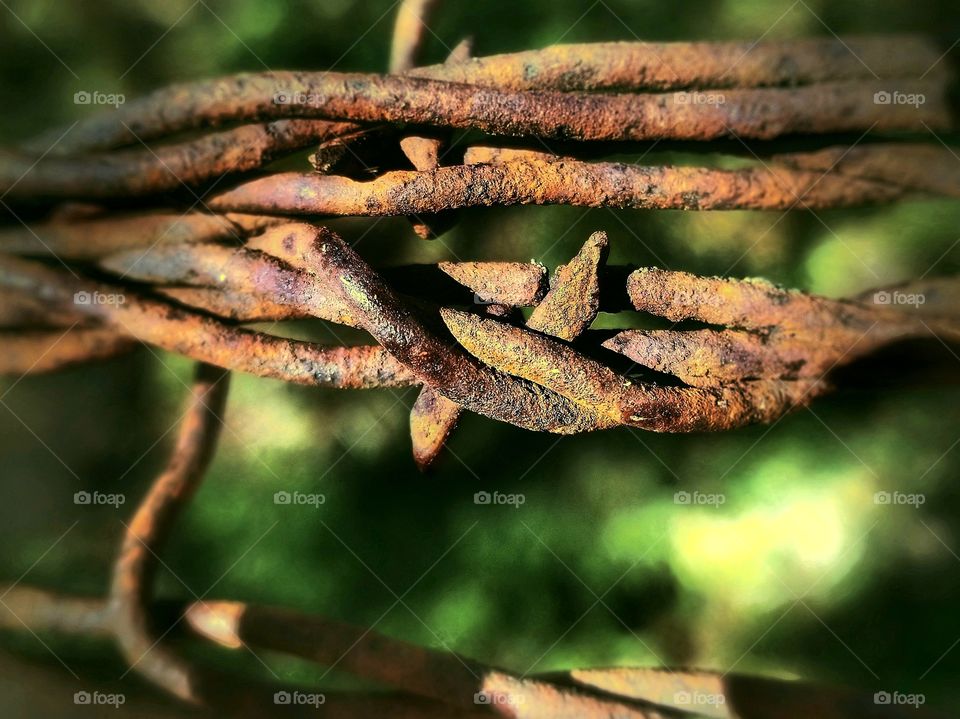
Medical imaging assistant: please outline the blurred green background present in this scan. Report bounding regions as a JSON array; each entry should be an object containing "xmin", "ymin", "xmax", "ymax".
[{"xmin": 2, "ymin": 0, "xmax": 960, "ymax": 714}]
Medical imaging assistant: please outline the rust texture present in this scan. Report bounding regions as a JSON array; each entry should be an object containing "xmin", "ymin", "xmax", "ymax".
[
  {"xmin": 2, "ymin": 17, "xmax": 960, "ymax": 718},
  {"xmin": 398, "ymin": 38, "xmax": 474, "ymax": 238},
  {"xmin": 206, "ymin": 152, "xmax": 927, "ymax": 216},
  {"xmin": 1, "ymin": 583, "xmax": 946, "ymax": 718},
  {"xmin": 20, "ymin": 73, "xmax": 948, "ymax": 156},
  {"xmin": 441, "ymin": 307, "xmax": 822, "ymax": 432},
  {"xmin": 602, "ymin": 268, "xmax": 960, "ymax": 387},
  {"xmin": 0, "ymin": 327, "xmax": 136, "ymax": 374},
  {"xmin": 407, "ymin": 35, "xmax": 948, "ymax": 91},
  {"xmin": 0, "ymin": 120, "xmax": 351, "ymax": 198},
  {"xmin": 411, "ymin": 231, "xmax": 608, "ymax": 469},
  {"xmin": 437, "ymin": 259, "xmax": 547, "ymax": 306},
  {"xmin": 3, "ymin": 227, "xmax": 958, "ymax": 440},
  {"xmin": 98, "ymin": 225, "xmax": 548, "ymax": 316},
  {"xmin": 109, "ymin": 362, "xmax": 229, "ymax": 702},
  {"xmin": 25, "ymin": 34, "xmax": 949, "ymax": 153},
  {"xmin": 0, "ymin": 254, "xmax": 416, "ymax": 388},
  {"xmin": 302, "ymin": 226, "xmax": 603, "ymax": 433},
  {"xmin": 0, "ymin": 211, "xmax": 276, "ymax": 259},
  {"xmin": 774, "ymin": 143, "xmax": 960, "ymax": 199},
  {"xmin": 526, "ymin": 230, "xmax": 608, "ymax": 339},
  {"xmin": 15, "ymin": 100, "xmax": 960, "ymax": 204},
  {"xmin": 389, "ymin": 0, "xmax": 441, "ymax": 74}
]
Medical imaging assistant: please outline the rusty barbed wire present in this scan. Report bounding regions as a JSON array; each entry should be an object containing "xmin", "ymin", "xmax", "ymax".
[
  {"xmin": 22, "ymin": 34, "xmax": 951, "ymax": 155},
  {"xmin": 0, "ymin": 581, "xmax": 951, "ymax": 717},
  {"xmin": 109, "ymin": 362, "xmax": 229, "ymax": 703},
  {"xmin": 205, "ymin": 145, "xmax": 954, "ymax": 216},
  {"xmin": 2, "ymin": 13, "xmax": 960, "ymax": 718},
  {"xmin": 4, "ymin": 224, "xmax": 957, "ymax": 450}
]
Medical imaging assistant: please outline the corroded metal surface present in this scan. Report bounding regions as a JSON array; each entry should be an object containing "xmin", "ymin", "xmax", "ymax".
[
  {"xmin": 409, "ymin": 36, "xmax": 948, "ymax": 91},
  {"xmin": 0, "ymin": 120, "xmax": 351, "ymax": 198},
  {"xmin": 0, "ymin": 253, "xmax": 416, "ymax": 388},
  {"xmin": 109, "ymin": 363, "xmax": 229, "ymax": 703},
  {"xmin": 304, "ymin": 227, "xmax": 604, "ymax": 433},
  {"xmin": 3, "ymin": 15, "xmax": 958, "ymax": 719},
  {"xmin": 0, "ymin": 327, "xmax": 136, "ymax": 374},
  {"xmin": 24, "ymin": 73, "xmax": 948, "ymax": 155},
  {"xmin": 206, "ymin": 156, "xmax": 918, "ymax": 216},
  {"xmin": 2, "ymin": 583, "xmax": 945, "ymax": 718},
  {"xmin": 411, "ymin": 231, "xmax": 608, "ymax": 469},
  {"xmin": 0, "ymin": 211, "xmax": 273, "ymax": 259}
]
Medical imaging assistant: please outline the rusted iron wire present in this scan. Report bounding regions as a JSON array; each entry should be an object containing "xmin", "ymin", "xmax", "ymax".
[
  {"xmin": 6, "ymin": 14, "xmax": 958, "ymax": 718},
  {"xmin": 464, "ymin": 141, "xmax": 960, "ymax": 204},
  {"xmin": 301, "ymin": 226, "xmax": 607, "ymax": 433},
  {"xmin": 1, "ymin": 587, "xmax": 482, "ymax": 715},
  {"xmin": 20, "ymin": 73, "xmax": 947, "ymax": 158},
  {"xmin": 25, "ymin": 34, "xmax": 950, "ymax": 154},
  {"xmin": 0, "ymin": 120, "xmax": 355, "ymax": 199},
  {"xmin": 0, "ymin": 255, "xmax": 416, "ymax": 388},
  {"xmin": 0, "ymin": 211, "xmax": 278, "ymax": 259},
  {"xmin": 773, "ymin": 143, "xmax": 960, "ymax": 199},
  {"xmin": 0, "ymin": 328, "xmax": 136, "ymax": 374},
  {"xmin": 406, "ymin": 35, "xmax": 949, "ymax": 91},
  {"xmin": 4, "ymin": 225, "xmax": 958, "ymax": 444},
  {"xmin": 204, "ymin": 159, "xmax": 902, "ymax": 216},
  {"xmin": 109, "ymin": 362, "xmax": 229, "ymax": 703},
  {"xmin": 397, "ymin": 38, "xmax": 474, "ymax": 238},
  {"xmin": 0, "ymin": 584, "xmax": 947, "ymax": 718},
  {"xmin": 390, "ymin": 0, "xmax": 441, "ymax": 74},
  {"xmin": 185, "ymin": 600, "xmax": 676, "ymax": 718},
  {"xmin": 95, "ymin": 222, "xmax": 548, "ymax": 320},
  {"xmin": 411, "ymin": 231, "xmax": 608, "ymax": 469},
  {"xmin": 442, "ymin": 307, "xmax": 824, "ymax": 432},
  {"xmin": 7, "ymin": 143, "xmax": 949, "ymax": 208}
]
